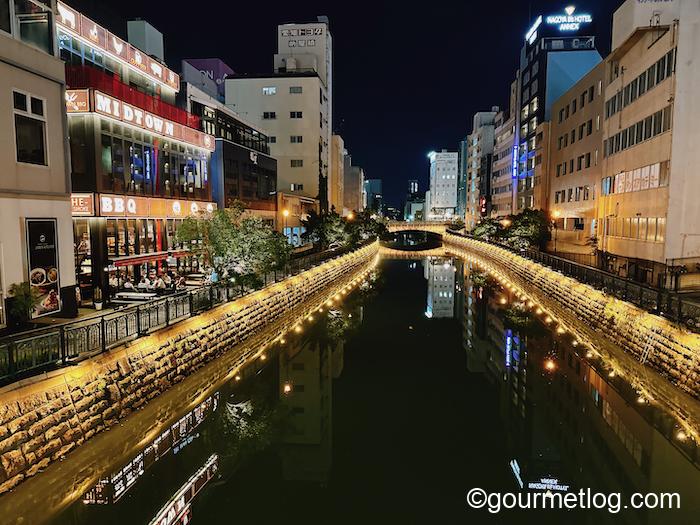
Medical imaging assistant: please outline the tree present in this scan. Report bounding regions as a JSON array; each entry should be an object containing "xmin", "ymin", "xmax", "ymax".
[
  {"xmin": 8, "ymin": 282, "xmax": 41, "ymax": 324},
  {"xmin": 503, "ymin": 209, "xmax": 550, "ymax": 250},
  {"xmin": 470, "ymin": 218, "xmax": 504, "ymax": 241}
]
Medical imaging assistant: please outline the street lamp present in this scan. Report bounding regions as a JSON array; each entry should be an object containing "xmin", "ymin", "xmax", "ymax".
[
  {"xmin": 347, "ymin": 212, "xmax": 354, "ymax": 221},
  {"xmin": 551, "ymin": 210, "xmax": 561, "ymax": 253},
  {"xmin": 282, "ymin": 209, "xmax": 290, "ymax": 242}
]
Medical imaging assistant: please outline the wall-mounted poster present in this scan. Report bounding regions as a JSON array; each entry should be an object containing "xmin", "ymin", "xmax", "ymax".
[{"xmin": 26, "ymin": 218, "xmax": 61, "ymax": 318}]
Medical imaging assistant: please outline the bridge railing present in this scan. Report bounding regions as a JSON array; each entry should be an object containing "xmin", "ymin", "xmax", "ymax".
[
  {"xmin": 0, "ymin": 238, "xmax": 377, "ymax": 386},
  {"xmin": 445, "ymin": 229, "xmax": 700, "ymax": 331}
]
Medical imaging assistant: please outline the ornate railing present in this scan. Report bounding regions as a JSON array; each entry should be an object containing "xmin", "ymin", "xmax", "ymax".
[
  {"xmin": 0, "ymin": 238, "xmax": 375, "ymax": 385},
  {"xmin": 445, "ymin": 230, "xmax": 700, "ymax": 331}
]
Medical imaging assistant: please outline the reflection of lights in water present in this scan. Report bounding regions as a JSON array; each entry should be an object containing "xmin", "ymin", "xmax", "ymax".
[
  {"xmin": 260, "ymin": 354, "xmax": 267, "ymax": 361},
  {"xmin": 235, "ymin": 375, "xmax": 241, "ymax": 381},
  {"xmin": 294, "ymin": 325, "xmax": 302, "ymax": 333},
  {"xmin": 544, "ymin": 359, "xmax": 557, "ymax": 371}
]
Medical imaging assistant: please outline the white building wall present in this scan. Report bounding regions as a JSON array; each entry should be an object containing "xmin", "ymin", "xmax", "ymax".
[{"xmin": 428, "ymin": 151, "xmax": 458, "ymax": 219}]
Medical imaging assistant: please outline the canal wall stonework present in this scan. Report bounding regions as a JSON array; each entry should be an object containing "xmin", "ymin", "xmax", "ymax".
[
  {"xmin": 444, "ymin": 234, "xmax": 700, "ymax": 399},
  {"xmin": 0, "ymin": 242, "xmax": 379, "ymax": 495}
]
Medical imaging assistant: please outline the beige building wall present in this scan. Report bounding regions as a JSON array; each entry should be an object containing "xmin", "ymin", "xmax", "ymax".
[
  {"xmin": 330, "ymin": 135, "xmax": 345, "ymax": 213},
  {"xmin": 550, "ymin": 61, "xmax": 605, "ymax": 251}
]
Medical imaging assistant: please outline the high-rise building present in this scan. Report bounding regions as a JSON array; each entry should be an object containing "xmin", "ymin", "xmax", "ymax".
[
  {"xmin": 424, "ymin": 258, "xmax": 456, "ymax": 319},
  {"xmin": 427, "ymin": 150, "xmax": 458, "ymax": 220},
  {"xmin": 343, "ymin": 154, "xmax": 364, "ymax": 214},
  {"xmin": 226, "ymin": 17, "xmax": 332, "ymax": 210},
  {"xmin": 549, "ymin": 61, "xmax": 605, "ymax": 254},
  {"xmin": 57, "ymin": 2, "xmax": 216, "ymax": 303},
  {"xmin": 330, "ymin": 135, "xmax": 345, "ymax": 213},
  {"xmin": 457, "ymin": 139, "xmax": 468, "ymax": 221},
  {"xmin": 515, "ymin": 7, "xmax": 602, "ymax": 212},
  {"xmin": 491, "ymin": 79, "xmax": 518, "ymax": 219},
  {"xmin": 465, "ymin": 109, "xmax": 498, "ymax": 229},
  {"xmin": 597, "ymin": 0, "xmax": 697, "ymax": 288},
  {"xmin": 364, "ymin": 179, "xmax": 383, "ymax": 215},
  {"xmin": 1, "ymin": 0, "xmax": 77, "ymax": 324},
  {"xmin": 179, "ymin": 80, "xmax": 277, "ymax": 224}
]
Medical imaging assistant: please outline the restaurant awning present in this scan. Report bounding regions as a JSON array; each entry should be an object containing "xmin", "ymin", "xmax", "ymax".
[{"xmin": 110, "ymin": 250, "xmax": 192, "ymax": 267}]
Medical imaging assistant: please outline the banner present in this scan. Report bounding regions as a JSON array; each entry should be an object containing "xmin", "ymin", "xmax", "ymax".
[{"xmin": 26, "ymin": 219, "xmax": 61, "ymax": 318}]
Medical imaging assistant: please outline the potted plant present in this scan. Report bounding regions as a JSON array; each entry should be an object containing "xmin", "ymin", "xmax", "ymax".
[
  {"xmin": 94, "ymin": 286, "xmax": 104, "ymax": 311},
  {"xmin": 8, "ymin": 282, "xmax": 40, "ymax": 328}
]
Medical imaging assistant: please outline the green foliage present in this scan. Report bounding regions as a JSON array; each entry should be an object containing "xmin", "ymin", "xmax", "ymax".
[
  {"xmin": 302, "ymin": 209, "xmax": 387, "ymax": 249},
  {"xmin": 8, "ymin": 282, "xmax": 41, "ymax": 322},
  {"xmin": 450, "ymin": 217, "xmax": 465, "ymax": 231},
  {"xmin": 470, "ymin": 218, "xmax": 504, "ymax": 241},
  {"xmin": 175, "ymin": 200, "xmax": 292, "ymax": 281},
  {"xmin": 469, "ymin": 209, "xmax": 551, "ymax": 250}
]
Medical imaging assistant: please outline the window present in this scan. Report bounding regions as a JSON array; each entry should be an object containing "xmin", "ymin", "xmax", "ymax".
[
  {"xmin": 262, "ymin": 87, "xmax": 277, "ymax": 95},
  {"xmin": 289, "ymin": 86, "xmax": 303, "ymax": 94},
  {"xmin": 290, "ymin": 135, "xmax": 303, "ymax": 143},
  {"xmin": 13, "ymin": 90, "xmax": 46, "ymax": 165},
  {"xmin": 263, "ymin": 111, "xmax": 276, "ymax": 119},
  {"xmin": 269, "ymin": 136, "xmax": 276, "ymax": 143},
  {"xmin": 290, "ymin": 111, "xmax": 302, "ymax": 118},
  {"xmin": 291, "ymin": 159, "xmax": 303, "ymax": 168},
  {"xmin": 585, "ymin": 152, "xmax": 591, "ymax": 168},
  {"xmin": 290, "ymin": 183, "xmax": 304, "ymax": 191}
]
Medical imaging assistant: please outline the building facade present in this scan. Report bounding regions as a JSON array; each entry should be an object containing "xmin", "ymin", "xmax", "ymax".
[
  {"xmin": 515, "ymin": 7, "xmax": 602, "ymax": 212},
  {"xmin": 1, "ymin": 0, "xmax": 77, "ymax": 325},
  {"xmin": 490, "ymin": 80, "xmax": 517, "ymax": 219},
  {"xmin": 226, "ymin": 18, "xmax": 332, "ymax": 211},
  {"xmin": 457, "ymin": 139, "xmax": 468, "ymax": 221},
  {"xmin": 427, "ymin": 150, "xmax": 458, "ymax": 220},
  {"xmin": 330, "ymin": 135, "xmax": 344, "ymax": 213},
  {"xmin": 597, "ymin": 0, "xmax": 694, "ymax": 288},
  {"xmin": 364, "ymin": 179, "xmax": 383, "ymax": 215},
  {"xmin": 180, "ymin": 82, "xmax": 277, "ymax": 224},
  {"xmin": 343, "ymin": 158, "xmax": 364, "ymax": 214},
  {"xmin": 550, "ymin": 61, "xmax": 605, "ymax": 254},
  {"xmin": 56, "ymin": 2, "xmax": 216, "ymax": 303},
  {"xmin": 466, "ymin": 110, "xmax": 498, "ymax": 229}
]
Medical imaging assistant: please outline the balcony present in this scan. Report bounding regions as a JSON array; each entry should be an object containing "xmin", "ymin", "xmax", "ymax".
[{"xmin": 66, "ymin": 65, "xmax": 200, "ymax": 130}]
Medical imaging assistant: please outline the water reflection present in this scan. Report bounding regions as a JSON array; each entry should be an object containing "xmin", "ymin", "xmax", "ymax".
[{"xmin": 43, "ymin": 256, "xmax": 700, "ymax": 524}]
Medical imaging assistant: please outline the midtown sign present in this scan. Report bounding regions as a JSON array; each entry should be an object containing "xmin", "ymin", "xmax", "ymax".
[
  {"xmin": 65, "ymin": 89, "xmax": 215, "ymax": 152},
  {"xmin": 546, "ymin": 6, "xmax": 592, "ymax": 32}
]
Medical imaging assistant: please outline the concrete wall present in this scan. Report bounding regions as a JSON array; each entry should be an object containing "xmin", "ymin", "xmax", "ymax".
[
  {"xmin": 443, "ymin": 233, "xmax": 700, "ymax": 405},
  {"xmin": 0, "ymin": 241, "xmax": 378, "ymax": 494}
]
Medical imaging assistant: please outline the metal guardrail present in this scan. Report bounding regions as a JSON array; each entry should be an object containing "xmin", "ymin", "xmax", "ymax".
[
  {"xmin": 446, "ymin": 229, "xmax": 700, "ymax": 331},
  {"xmin": 0, "ymin": 239, "xmax": 375, "ymax": 385}
]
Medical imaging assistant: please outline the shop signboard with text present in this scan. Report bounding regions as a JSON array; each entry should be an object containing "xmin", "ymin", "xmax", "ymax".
[
  {"xmin": 72, "ymin": 194, "xmax": 217, "ymax": 218},
  {"xmin": 25, "ymin": 219, "xmax": 61, "ymax": 319}
]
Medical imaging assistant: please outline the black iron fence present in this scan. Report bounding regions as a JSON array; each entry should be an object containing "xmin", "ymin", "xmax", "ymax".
[
  {"xmin": 0, "ymin": 239, "xmax": 376, "ymax": 386},
  {"xmin": 446, "ymin": 230, "xmax": 700, "ymax": 331}
]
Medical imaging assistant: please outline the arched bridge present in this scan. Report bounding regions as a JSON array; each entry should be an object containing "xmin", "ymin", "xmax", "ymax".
[{"xmin": 386, "ymin": 221, "xmax": 452, "ymax": 235}]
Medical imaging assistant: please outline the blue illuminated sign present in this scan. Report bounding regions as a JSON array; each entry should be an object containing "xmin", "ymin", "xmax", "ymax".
[
  {"xmin": 511, "ymin": 145, "xmax": 518, "ymax": 179},
  {"xmin": 546, "ymin": 6, "xmax": 592, "ymax": 32}
]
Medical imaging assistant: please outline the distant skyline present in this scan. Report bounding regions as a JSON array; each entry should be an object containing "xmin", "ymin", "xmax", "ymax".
[{"xmin": 69, "ymin": 0, "xmax": 624, "ymax": 207}]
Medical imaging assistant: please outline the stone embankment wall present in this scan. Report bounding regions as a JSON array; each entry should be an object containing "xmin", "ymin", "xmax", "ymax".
[
  {"xmin": 444, "ymin": 234, "xmax": 700, "ymax": 399},
  {"xmin": 0, "ymin": 242, "xmax": 378, "ymax": 495}
]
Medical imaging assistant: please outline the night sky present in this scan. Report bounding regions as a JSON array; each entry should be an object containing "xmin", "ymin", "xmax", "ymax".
[{"xmin": 69, "ymin": 0, "xmax": 624, "ymax": 207}]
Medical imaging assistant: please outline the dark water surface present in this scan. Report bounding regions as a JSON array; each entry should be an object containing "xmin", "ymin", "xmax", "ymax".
[{"xmin": 50, "ymin": 257, "xmax": 700, "ymax": 525}]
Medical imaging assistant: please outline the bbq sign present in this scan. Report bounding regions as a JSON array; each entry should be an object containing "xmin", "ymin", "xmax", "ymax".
[{"xmin": 25, "ymin": 219, "xmax": 61, "ymax": 319}]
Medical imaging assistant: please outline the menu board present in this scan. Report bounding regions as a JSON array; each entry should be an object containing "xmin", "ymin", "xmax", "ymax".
[{"xmin": 25, "ymin": 219, "xmax": 61, "ymax": 318}]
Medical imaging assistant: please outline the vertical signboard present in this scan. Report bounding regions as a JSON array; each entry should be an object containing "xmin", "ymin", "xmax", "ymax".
[{"xmin": 25, "ymin": 219, "xmax": 61, "ymax": 318}]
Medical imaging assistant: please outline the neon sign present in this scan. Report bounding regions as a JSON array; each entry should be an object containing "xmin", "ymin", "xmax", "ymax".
[
  {"xmin": 511, "ymin": 145, "xmax": 518, "ymax": 179},
  {"xmin": 525, "ymin": 15, "xmax": 542, "ymax": 44},
  {"xmin": 546, "ymin": 6, "xmax": 592, "ymax": 32}
]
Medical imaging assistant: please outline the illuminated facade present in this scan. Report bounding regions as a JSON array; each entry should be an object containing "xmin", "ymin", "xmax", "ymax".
[
  {"xmin": 465, "ymin": 109, "xmax": 498, "ymax": 229},
  {"xmin": 427, "ymin": 150, "xmax": 458, "ymax": 220},
  {"xmin": 55, "ymin": 2, "xmax": 216, "ymax": 302},
  {"xmin": 515, "ymin": 6, "xmax": 602, "ymax": 212},
  {"xmin": 490, "ymin": 79, "xmax": 518, "ymax": 219}
]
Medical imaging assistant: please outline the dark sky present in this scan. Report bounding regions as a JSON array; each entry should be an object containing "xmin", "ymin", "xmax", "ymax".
[{"xmin": 70, "ymin": 0, "xmax": 624, "ymax": 207}]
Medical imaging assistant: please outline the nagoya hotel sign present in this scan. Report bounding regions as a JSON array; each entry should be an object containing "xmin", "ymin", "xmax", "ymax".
[{"xmin": 546, "ymin": 5, "xmax": 593, "ymax": 32}]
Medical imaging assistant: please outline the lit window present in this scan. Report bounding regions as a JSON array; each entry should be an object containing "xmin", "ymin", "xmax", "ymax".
[
  {"xmin": 262, "ymin": 87, "xmax": 277, "ymax": 95},
  {"xmin": 13, "ymin": 90, "xmax": 47, "ymax": 165}
]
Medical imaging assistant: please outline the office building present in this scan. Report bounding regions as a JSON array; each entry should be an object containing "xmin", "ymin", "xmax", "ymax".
[
  {"xmin": 457, "ymin": 139, "xmax": 468, "ymax": 221},
  {"xmin": 466, "ymin": 109, "xmax": 498, "ymax": 229},
  {"xmin": 56, "ymin": 2, "xmax": 216, "ymax": 303},
  {"xmin": 0, "ymin": 0, "xmax": 77, "ymax": 325},
  {"xmin": 597, "ymin": 0, "xmax": 698, "ymax": 288},
  {"xmin": 550, "ymin": 61, "xmax": 605, "ymax": 254},
  {"xmin": 424, "ymin": 258, "xmax": 456, "ymax": 319},
  {"xmin": 515, "ymin": 6, "xmax": 602, "ymax": 212},
  {"xmin": 364, "ymin": 178, "xmax": 383, "ymax": 215},
  {"xmin": 343, "ymin": 153, "xmax": 364, "ymax": 213},
  {"xmin": 179, "ymin": 80, "xmax": 277, "ymax": 224},
  {"xmin": 330, "ymin": 135, "xmax": 345, "ymax": 213},
  {"xmin": 490, "ymin": 79, "xmax": 517, "ymax": 219},
  {"xmin": 427, "ymin": 150, "xmax": 458, "ymax": 220},
  {"xmin": 226, "ymin": 18, "xmax": 332, "ymax": 210}
]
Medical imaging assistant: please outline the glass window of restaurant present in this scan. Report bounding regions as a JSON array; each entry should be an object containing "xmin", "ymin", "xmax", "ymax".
[{"xmin": 97, "ymin": 120, "xmax": 210, "ymax": 200}]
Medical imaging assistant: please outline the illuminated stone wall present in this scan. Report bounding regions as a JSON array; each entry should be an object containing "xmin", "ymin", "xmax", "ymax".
[
  {"xmin": 444, "ymin": 234, "xmax": 700, "ymax": 401},
  {"xmin": 0, "ymin": 242, "xmax": 379, "ymax": 494}
]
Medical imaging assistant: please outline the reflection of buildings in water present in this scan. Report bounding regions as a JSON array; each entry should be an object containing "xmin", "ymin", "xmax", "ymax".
[
  {"xmin": 148, "ymin": 454, "xmax": 219, "ymax": 525},
  {"xmin": 463, "ymin": 272, "xmax": 700, "ymax": 522},
  {"xmin": 278, "ymin": 334, "xmax": 344, "ymax": 484},
  {"xmin": 82, "ymin": 393, "xmax": 219, "ymax": 505},
  {"xmin": 423, "ymin": 257, "xmax": 456, "ymax": 319}
]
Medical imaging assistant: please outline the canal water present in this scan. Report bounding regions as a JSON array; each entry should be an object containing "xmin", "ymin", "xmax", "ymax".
[{"xmin": 49, "ymin": 256, "xmax": 700, "ymax": 525}]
